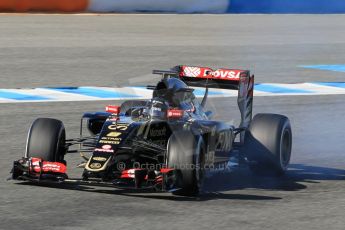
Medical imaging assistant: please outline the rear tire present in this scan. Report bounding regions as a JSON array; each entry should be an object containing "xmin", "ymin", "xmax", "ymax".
[
  {"xmin": 25, "ymin": 118, "xmax": 66, "ymax": 163},
  {"xmin": 167, "ymin": 131, "xmax": 205, "ymax": 196},
  {"xmin": 244, "ymin": 113, "xmax": 292, "ymax": 175}
]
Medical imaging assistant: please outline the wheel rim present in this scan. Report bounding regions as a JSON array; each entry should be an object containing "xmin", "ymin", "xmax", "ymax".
[{"xmin": 280, "ymin": 128, "xmax": 292, "ymax": 169}]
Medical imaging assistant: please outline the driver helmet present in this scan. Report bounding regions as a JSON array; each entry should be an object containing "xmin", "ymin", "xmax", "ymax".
[{"xmin": 150, "ymin": 99, "xmax": 168, "ymax": 120}]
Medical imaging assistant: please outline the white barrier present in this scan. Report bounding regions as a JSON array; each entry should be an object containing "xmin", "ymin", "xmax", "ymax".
[{"xmin": 88, "ymin": 0, "xmax": 230, "ymax": 13}]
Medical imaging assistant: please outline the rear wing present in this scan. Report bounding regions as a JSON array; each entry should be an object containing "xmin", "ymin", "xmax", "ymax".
[
  {"xmin": 178, "ymin": 65, "xmax": 254, "ymax": 131},
  {"xmin": 153, "ymin": 65, "xmax": 254, "ymax": 142},
  {"xmin": 178, "ymin": 65, "xmax": 247, "ymax": 90}
]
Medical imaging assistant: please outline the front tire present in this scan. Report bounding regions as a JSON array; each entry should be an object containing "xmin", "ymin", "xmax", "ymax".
[
  {"xmin": 25, "ymin": 118, "xmax": 66, "ymax": 163},
  {"xmin": 244, "ymin": 113, "xmax": 292, "ymax": 175},
  {"xmin": 167, "ymin": 131, "xmax": 205, "ymax": 196}
]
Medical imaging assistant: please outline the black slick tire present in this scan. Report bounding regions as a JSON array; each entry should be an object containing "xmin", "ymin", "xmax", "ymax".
[
  {"xmin": 167, "ymin": 131, "xmax": 205, "ymax": 196},
  {"xmin": 244, "ymin": 113, "xmax": 292, "ymax": 175},
  {"xmin": 25, "ymin": 118, "xmax": 66, "ymax": 163}
]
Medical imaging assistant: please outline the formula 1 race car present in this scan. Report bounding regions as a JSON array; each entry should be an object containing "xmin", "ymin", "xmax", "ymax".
[{"xmin": 10, "ymin": 65, "xmax": 292, "ymax": 196}]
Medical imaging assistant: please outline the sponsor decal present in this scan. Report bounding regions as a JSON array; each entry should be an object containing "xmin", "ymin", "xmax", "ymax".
[
  {"xmin": 106, "ymin": 132, "xmax": 122, "ymax": 137},
  {"xmin": 181, "ymin": 66, "xmax": 242, "ymax": 81},
  {"xmin": 30, "ymin": 158, "xmax": 66, "ymax": 174},
  {"xmin": 99, "ymin": 140, "xmax": 120, "ymax": 145},
  {"xmin": 105, "ymin": 105, "xmax": 120, "ymax": 114},
  {"xmin": 92, "ymin": 157, "xmax": 107, "ymax": 162},
  {"xmin": 102, "ymin": 145, "xmax": 111, "ymax": 150},
  {"xmin": 94, "ymin": 145, "xmax": 114, "ymax": 153},
  {"xmin": 102, "ymin": 136, "xmax": 121, "ymax": 141},
  {"xmin": 167, "ymin": 109, "xmax": 184, "ymax": 118},
  {"xmin": 210, "ymin": 69, "xmax": 241, "ymax": 80},
  {"xmin": 85, "ymin": 155, "xmax": 111, "ymax": 172},
  {"xmin": 183, "ymin": 66, "xmax": 201, "ymax": 77},
  {"xmin": 89, "ymin": 162, "xmax": 102, "ymax": 169},
  {"xmin": 149, "ymin": 127, "xmax": 167, "ymax": 137},
  {"xmin": 100, "ymin": 136, "xmax": 122, "ymax": 145},
  {"xmin": 108, "ymin": 125, "xmax": 117, "ymax": 130},
  {"xmin": 108, "ymin": 124, "xmax": 128, "ymax": 131}
]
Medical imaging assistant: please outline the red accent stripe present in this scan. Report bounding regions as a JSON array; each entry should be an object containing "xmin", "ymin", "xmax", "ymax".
[
  {"xmin": 30, "ymin": 158, "xmax": 66, "ymax": 174},
  {"xmin": 160, "ymin": 168, "xmax": 174, "ymax": 173}
]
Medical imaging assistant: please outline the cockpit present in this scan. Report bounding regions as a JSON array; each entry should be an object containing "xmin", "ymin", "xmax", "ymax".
[
  {"xmin": 124, "ymin": 78, "xmax": 204, "ymax": 121},
  {"xmin": 152, "ymin": 78, "xmax": 195, "ymax": 108}
]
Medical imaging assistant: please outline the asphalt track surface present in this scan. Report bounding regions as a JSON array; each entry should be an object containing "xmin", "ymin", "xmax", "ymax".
[{"xmin": 0, "ymin": 15, "xmax": 344, "ymax": 230}]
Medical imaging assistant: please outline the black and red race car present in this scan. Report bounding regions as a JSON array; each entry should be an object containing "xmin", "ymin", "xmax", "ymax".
[{"xmin": 10, "ymin": 66, "xmax": 292, "ymax": 196}]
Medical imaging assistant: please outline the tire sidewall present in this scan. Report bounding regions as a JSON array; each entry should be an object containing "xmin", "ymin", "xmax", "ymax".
[
  {"xmin": 245, "ymin": 113, "xmax": 292, "ymax": 174},
  {"xmin": 167, "ymin": 131, "xmax": 205, "ymax": 195},
  {"xmin": 278, "ymin": 121, "xmax": 292, "ymax": 171},
  {"xmin": 25, "ymin": 118, "xmax": 66, "ymax": 163}
]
